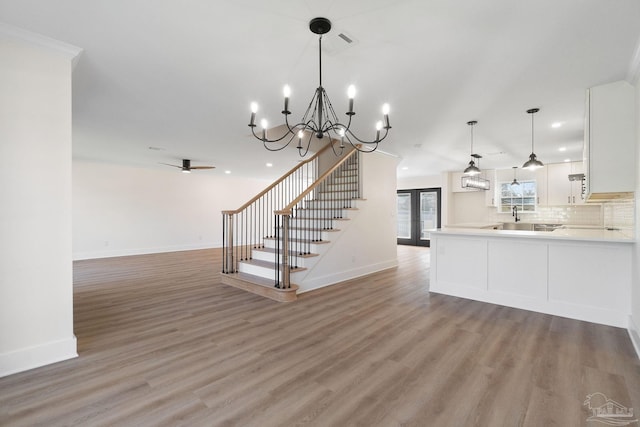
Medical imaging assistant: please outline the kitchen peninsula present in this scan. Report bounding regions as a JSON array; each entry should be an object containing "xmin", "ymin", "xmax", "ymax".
[{"xmin": 429, "ymin": 227, "xmax": 633, "ymax": 328}]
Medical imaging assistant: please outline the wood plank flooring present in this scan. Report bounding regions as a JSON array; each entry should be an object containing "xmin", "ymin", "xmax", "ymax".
[{"xmin": 1, "ymin": 245, "xmax": 639, "ymax": 426}]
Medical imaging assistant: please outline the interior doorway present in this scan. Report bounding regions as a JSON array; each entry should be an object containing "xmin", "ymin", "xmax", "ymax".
[{"xmin": 397, "ymin": 188, "xmax": 441, "ymax": 246}]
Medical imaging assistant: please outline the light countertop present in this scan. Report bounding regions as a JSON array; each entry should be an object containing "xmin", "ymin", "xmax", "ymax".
[
  {"xmin": 432, "ymin": 226, "xmax": 634, "ymax": 243},
  {"xmin": 444, "ymin": 222, "xmax": 502, "ymax": 229}
]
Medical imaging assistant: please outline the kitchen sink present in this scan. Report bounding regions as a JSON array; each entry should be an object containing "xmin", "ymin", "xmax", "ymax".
[
  {"xmin": 501, "ymin": 222, "xmax": 563, "ymax": 231},
  {"xmin": 501, "ymin": 222, "xmax": 534, "ymax": 231}
]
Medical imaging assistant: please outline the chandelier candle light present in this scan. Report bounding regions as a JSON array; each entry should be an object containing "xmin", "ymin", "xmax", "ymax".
[{"xmin": 248, "ymin": 17, "xmax": 391, "ymax": 156}]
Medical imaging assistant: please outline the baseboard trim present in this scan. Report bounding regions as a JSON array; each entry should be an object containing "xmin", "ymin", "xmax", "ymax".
[
  {"xmin": 0, "ymin": 336, "xmax": 77, "ymax": 378},
  {"xmin": 628, "ymin": 315, "xmax": 640, "ymax": 361},
  {"xmin": 298, "ymin": 259, "xmax": 399, "ymax": 294},
  {"xmin": 73, "ymin": 243, "xmax": 220, "ymax": 260}
]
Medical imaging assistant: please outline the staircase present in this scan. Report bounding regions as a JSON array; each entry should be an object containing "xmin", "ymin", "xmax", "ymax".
[{"xmin": 220, "ymin": 147, "xmax": 361, "ymax": 302}]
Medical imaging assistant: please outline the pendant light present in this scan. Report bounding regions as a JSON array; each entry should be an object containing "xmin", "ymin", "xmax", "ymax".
[
  {"xmin": 522, "ymin": 108, "xmax": 544, "ymax": 170},
  {"xmin": 463, "ymin": 120, "xmax": 480, "ymax": 175},
  {"xmin": 511, "ymin": 166, "xmax": 520, "ymax": 186}
]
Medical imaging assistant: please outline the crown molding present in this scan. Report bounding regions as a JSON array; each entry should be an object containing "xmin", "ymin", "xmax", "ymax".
[{"xmin": 0, "ymin": 22, "xmax": 83, "ymax": 68}]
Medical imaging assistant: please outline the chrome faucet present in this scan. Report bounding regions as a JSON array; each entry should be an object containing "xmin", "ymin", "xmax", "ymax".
[{"xmin": 512, "ymin": 206, "xmax": 520, "ymax": 222}]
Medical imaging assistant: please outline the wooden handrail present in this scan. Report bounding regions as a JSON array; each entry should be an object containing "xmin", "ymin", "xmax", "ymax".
[
  {"xmin": 221, "ymin": 142, "xmax": 334, "ymax": 215},
  {"xmin": 275, "ymin": 148, "xmax": 357, "ymax": 216}
]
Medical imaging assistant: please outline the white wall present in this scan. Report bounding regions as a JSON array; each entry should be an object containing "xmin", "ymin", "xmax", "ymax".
[
  {"xmin": 73, "ymin": 160, "xmax": 272, "ymax": 259},
  {"xmin": 0, "ymin": 26, "xmax": 81, "ymax": 376},
  {"xmin": 397, "ymin": 174, "xmax": 442, "ymax": 190},
  {"xmin": 298, "ymin": 152, "xmax": 399, "ymax": 292},
  {"xmin": 631, "ymin": 79, "xmax": 640, "ymax": 358}
]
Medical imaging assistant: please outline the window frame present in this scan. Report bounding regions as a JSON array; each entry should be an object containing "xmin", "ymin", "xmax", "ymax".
[{"xmin": 498, "ymin": 179, "xmax": 538, "ymax": 213}]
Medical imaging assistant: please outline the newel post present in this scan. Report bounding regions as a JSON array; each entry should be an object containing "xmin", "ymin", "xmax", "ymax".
[
  {"xmin": 281, "ymin": 214, "xmax": 290, "ymax": 289},
  {"xmin": 222, "ymin": 211, "xmax": 234, "ymax": 273}
]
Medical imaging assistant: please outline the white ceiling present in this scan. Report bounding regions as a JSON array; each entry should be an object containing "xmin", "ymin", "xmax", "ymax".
[{"xmin": 2, "ymin": 0, "xmax": 640, "ymax": 180}]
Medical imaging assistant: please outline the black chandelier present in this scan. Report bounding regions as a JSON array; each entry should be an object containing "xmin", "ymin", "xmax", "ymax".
[{"xmin": 248, "ymin": 17, "xmax": 391, "ymax": 156}]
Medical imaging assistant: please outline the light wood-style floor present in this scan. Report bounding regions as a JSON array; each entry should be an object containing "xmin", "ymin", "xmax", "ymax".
[{"xmin": 1, "ymin": 246, "xmax": 639, "ymax": 426}]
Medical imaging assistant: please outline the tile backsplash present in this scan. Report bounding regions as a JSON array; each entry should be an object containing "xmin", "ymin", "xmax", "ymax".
[
  {"xmin": 603, "ymin": 199, "xmax": 635, "ymax": 231},
  {"xmin": 488, "ymin": 204, "xmax": 604, "ymax": 225},
  {"xmin": 486, "ymin": 200, "xmax": 635, "ymax": 234}
]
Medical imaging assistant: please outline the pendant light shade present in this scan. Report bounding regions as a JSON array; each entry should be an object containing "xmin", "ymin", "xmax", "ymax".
[
  {"xmin": 522, "ymin": 108, "xmax": 544, "ymax": 170},
  {"xmin": 463, "ymin": 120, "xmax": 481, "ymax": 175},
  {"xmin": 511, "ymin": 166, "xmax": 520, "ymax": 186}
]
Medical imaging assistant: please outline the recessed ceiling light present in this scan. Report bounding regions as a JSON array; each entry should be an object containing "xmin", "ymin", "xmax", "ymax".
[
  {"xmin": 558, "ymin": 147, "xmax": 567, "ymax": 152},
  {"xmin": 401, "ymin": 167, "xmax": 409, "ymax": 170},
  {"xmin": 564, "ymin": 158, "xmax": 571, "ymax": 162},
  {"xmin": 225, "ymin": 170, "xmax": 231, "ymax": 174},
  {"xmin": 551, "ymin": 122, "xmax": 563, "ymax": 128},
  {"xmin": 266, "ymin": 163, "xmax": 273, "ymax": 167}
]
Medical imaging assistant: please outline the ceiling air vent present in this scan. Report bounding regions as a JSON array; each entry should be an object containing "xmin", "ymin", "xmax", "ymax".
[{"xmin": 338, "ymin": 33, "xmax": 353, "ymax": 43}]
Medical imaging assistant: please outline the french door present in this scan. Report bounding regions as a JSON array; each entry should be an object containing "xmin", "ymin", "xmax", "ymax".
[{"xmin": 397, "ymin": 188, "xmax": 441, "ymax": 246}]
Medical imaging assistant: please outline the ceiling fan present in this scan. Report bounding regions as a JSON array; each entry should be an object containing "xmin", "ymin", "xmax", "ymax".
[{"xmin": 160, "ymin": 159, "xmax": 215, "ymax": 173}]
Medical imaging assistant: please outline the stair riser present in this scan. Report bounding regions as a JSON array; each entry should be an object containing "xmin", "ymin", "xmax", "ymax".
[
  {"xmin": 238, "ymin": 262, "xmax": 278, "ymax": 278},
  {"xmin": 251, "ymin": 251, "xmax": 316, "ymax": 267},
  {"xmin": 304, "ymin": 200, "xmax": 358, "ymax": 209},
  {"xmin": 274, "ymin": 228, "xmax": 335, "ymax": 240},
  {"xmin": 331, "ymin": 175, "xmax": 357, "ymax": 183},
  {"xmin": 293, "ymin": 210, "xmax": 354, "ymax": 219},
  {"xmin": 322, "ymin": 184, "xmax": 359, "ymax": 192},
  {"xmin": 326, "ymin": 177, "xmax": 357, "ymax": 184},
  {"xmin": 318, "ymin": 190, "xmax": 360, "ymax": 199},
  {"xmin": 288, "ymin": 218, "xmax": 339, "ymax": 229},
  {"xmin": 238, "ymin": 262, "xmax": 305, "ymax": 279},
  {"xmin": 263, "ymin": 239, "xmax": 327, "ymax": 251}
]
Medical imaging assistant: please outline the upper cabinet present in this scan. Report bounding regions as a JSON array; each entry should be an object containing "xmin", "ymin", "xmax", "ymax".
[
  {"xmin": 584, "ymin": 81, "xmax": 636, "ymax": 198},
  {"xmin": 546, "ymin": 162, "xmax": 584, "ymax": 205}
]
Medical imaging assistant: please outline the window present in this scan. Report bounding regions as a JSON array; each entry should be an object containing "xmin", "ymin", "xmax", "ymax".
[{"xmin": 499, "ymin": 180, "xmax": 537, "ymax": 213}]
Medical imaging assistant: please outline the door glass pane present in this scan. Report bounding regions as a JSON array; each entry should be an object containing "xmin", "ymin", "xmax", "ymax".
[
  {"xmin": 397, "ymin": 193, "xmax": 411, "ymax": 239},
  {"xmin": 420, "ymin": 192, "xmax": 438, "ymax": 240}
]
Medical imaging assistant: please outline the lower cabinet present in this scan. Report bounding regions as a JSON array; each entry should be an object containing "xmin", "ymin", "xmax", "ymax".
[{"xmin": 430, "ymin": 232, "xmax": 632, "ymax": 327}]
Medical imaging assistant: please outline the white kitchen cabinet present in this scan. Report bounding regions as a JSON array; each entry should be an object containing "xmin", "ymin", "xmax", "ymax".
[
  {"xmin": 546, "ymin": 162, "xmax": 584, "ymax": 205},
  {"xmin": 584, "ymin": 81, "xmax": 636, "ymax": 197},
  {"xmin": 430, "ymin": 230, "xmax": 633, "ymax": 328},
  {"xmin": 569, "ymin": 162, "xmax": 585, "ymax": 204},
  {"xmin": 535, "ymin": 167, "xmax": 547, "ymax": 206}
]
